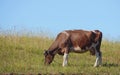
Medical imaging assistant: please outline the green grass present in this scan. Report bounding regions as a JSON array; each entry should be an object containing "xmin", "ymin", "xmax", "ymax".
[{"xmin": 0, "ymin": 34, "xmax": 120, "ymax": 75}]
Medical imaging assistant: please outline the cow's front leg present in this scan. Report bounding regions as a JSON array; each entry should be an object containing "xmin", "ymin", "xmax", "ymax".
[{"xmin": 62, "ymin": 53, "xmax": 68, "ymax": 67}]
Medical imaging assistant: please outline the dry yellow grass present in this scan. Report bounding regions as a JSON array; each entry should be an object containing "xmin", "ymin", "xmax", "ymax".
[{"xmin": 0, "ymin": 33, "xmax": 120, "ymax": 74}]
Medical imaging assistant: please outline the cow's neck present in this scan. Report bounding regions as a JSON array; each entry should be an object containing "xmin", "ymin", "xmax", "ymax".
[
  {"xmin": 48, "ymin": 47, "xmax": 59, "ymax": 55},
  {"xmin": 48, "ymin": 41, "xmax": 59, "ymax": 55}
]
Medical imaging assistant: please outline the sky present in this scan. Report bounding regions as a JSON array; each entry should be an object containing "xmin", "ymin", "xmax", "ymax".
[{"xmin": 0, "ymin": 0, "xmax": 120, "ymax": 40}]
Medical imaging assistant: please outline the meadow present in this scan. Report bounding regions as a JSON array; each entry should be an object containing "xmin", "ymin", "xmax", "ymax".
[{"xmin": 0, "ymin": 32, "xmax": 120, "ymax": 75}]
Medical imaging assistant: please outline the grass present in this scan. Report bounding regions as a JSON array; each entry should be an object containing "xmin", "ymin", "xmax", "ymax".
[{"xmin": 0, "ymin": 34, "xmax": 120, "ymax": 75}]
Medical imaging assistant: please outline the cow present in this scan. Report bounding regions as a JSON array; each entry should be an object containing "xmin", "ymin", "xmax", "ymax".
[{"xmin": 44, "ymin": 29, "xmax": 102, "ymax": 67}]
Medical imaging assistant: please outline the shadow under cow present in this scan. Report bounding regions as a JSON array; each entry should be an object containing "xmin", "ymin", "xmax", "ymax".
[{"xmin": 102, "ymin": 62, "xmax": 119, "ymax": 67}]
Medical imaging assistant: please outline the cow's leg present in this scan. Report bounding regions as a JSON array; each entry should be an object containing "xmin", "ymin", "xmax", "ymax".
[
  {"xmin": 63, "ymin": 53, "xmax": 68, "ymax": 67},
  {"xmin": 99, "ymin": 51, "xmax": 102, "ymax": 65},
  {"xmin": 94, "ymin": 50, "xmax": 102, "ymax": 67}
]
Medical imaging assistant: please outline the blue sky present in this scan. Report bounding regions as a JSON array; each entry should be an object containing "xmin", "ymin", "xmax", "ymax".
[{"xmin": 0, "ymin": 0, "xmax": 120, "ymax": 40}]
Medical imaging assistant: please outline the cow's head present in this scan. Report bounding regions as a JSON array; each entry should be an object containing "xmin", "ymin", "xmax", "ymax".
[{"xmin": 44, "ymin": 50, "xmax": 54, "ymax": 65}]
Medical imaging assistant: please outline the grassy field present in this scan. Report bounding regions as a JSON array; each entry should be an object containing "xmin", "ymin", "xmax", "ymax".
[{"xmin": 0, "ymin": 34, "xmax": 120, "ymax": 75}]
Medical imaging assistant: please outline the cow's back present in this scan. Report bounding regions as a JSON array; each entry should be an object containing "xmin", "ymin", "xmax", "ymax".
[{"xmin": 66, "ymin": 30, "xmax": 93, "ymax": 49}]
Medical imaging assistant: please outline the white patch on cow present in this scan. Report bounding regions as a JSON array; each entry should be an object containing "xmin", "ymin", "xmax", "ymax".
[
  {"xmin": 63, "ymin": 53, "xmax": 68, "ymax": 67},
  {"xmin": 70, "ymin": 46, "xmax": 87, "ymax": 53},
  {"xmin": 71, "ymin": 30, "xmax": 76, "ymax": 31},
  {"xmin": 74, "ymin": 46, "xmax": 82, "ymax": 51},
  {"xmin": 62, "ymin": 31, "xmax": 69, "ymax": 36},
  {"xmin": 92, "ymin": 30, "xmax": 96, "ymax": 33}
]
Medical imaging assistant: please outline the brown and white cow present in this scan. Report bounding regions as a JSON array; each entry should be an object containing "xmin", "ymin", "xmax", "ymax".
[{"xmin": 44, "ymin": 29, "xmax": 102, "ymax": 67}]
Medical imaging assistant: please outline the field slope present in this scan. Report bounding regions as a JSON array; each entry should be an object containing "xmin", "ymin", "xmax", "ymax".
[{"xmin": 0, "ymin": 35, "xmax": 120, "ymax": 75}]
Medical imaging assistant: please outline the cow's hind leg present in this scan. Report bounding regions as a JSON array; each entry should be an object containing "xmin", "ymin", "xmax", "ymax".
[
  {"xmin": 94, "ymin": 50, "xmax": 102, "ymax": 67},
  {"xmin": 99, "ymin": 51, "xmax": 102, "ymax": 65}
]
